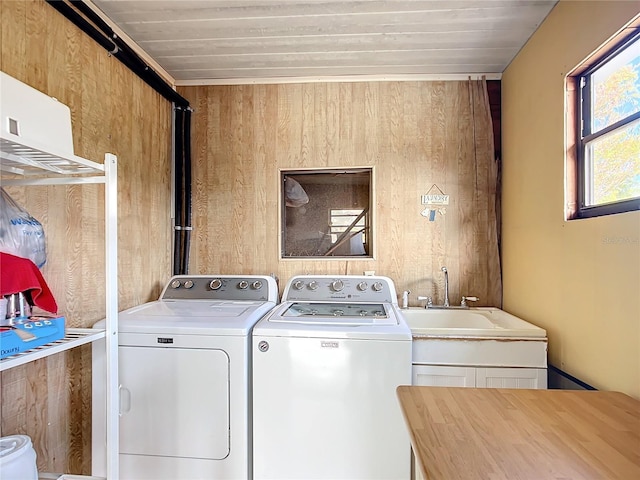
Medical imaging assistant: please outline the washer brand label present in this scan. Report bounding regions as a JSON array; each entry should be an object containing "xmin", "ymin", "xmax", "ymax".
[
  {"xmin": 321, "ymin": 341, "xmax": 339, "ymax": 348},
  {"xmin": 157, "ymin": 337, "xmax": 174, "ymax": 344}
]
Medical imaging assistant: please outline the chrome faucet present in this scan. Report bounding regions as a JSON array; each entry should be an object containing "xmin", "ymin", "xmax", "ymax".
[
  {"xmin": 441, "ymin": 266, "xmax": 450, "ymax": 307},
  {"xmin": 461, "ymin": 296, "xmax": 479, "ymax": 307},
  {"xmin": 419, "ymin": 267, "xmax": 479, "ymax": 309}
]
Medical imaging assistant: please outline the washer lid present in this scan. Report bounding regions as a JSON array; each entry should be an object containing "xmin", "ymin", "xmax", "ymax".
[
  {"xmin": 270, "ymin": 302, "xmax": 397, "ymax": 326},
  {"xmin": 254, "ymin": 302, "xmax": 412, "ymax": 340}
]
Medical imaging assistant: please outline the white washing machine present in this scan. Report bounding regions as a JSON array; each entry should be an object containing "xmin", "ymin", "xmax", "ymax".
[
  {"xmin": 92, "ymin": 274, "xmax": 278, "ymax": 480},
  {"xmin": 252, "ymin": 275, "xmax": 412, "ymax": 480}
]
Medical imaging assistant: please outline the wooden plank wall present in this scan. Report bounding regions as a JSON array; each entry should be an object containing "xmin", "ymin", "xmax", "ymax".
[
  {"xmin": 179, "ymin": 81, "xmax": 501, "ymax": 307},
  {"xmin": 0, "ymin": 1, "xmax": 502, "ymax": 474},
  {"xmin": 0, "ymin": 0, "xmax": 172, "ymax": 474}
]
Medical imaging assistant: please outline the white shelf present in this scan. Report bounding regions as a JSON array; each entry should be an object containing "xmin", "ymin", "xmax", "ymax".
[
  {"xmin": 1, "ymin": 70, "xmax": 119, "ymax": 477},
  {"xmin": 0, "ymin": 328, "xmax": 106, "ymax": 372},
  {"xmin": 0, "ymin": 136, "xmax": 104, "ymax": 177},
  {"xmin": 1, "ymin": 139, "xmax": 119, "ymax": 477},
  {"xmin": 1, "ymin": 135, "xmax": 108, "ymax": 187}
]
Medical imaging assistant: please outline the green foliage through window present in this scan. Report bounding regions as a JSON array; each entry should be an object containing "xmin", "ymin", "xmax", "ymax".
[{"xmin": 577, "ymin": 31, "xmax": 640, "ymax": 218}]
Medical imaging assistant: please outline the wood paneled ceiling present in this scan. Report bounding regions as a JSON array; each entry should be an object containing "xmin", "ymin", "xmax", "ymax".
[{"xmin": 90, "ymin": 0, "xmax": 558, "ymax": 85}]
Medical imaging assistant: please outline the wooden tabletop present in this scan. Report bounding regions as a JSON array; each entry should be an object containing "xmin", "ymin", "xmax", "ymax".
[{"xmin": 397, "ymin": 386, "xmax": 640, "ymax": 480}]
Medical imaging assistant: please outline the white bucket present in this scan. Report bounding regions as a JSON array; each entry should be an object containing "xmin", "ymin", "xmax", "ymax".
[{"xmin": 0, "ymin": 435, "xmax": 38, "ymax": 480}]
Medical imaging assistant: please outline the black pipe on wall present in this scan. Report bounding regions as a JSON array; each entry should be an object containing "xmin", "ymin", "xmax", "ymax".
[
  {"xmin": 173, "ymin": 108, "xmax": 185, "ymax": 274},
  {"xmin": 181, "ymin": 107, "xmax": 193, "ymax": 272},
  {"xmin": 172, "ymin": 103, "xmax": 193, "ymax": 275},
  {"xmin": 46, "ymin": 1, "xmax": 117, "ymax": 53},
  {"xmin": 68, "ymin": 0, "xmax": 189, "ymax": 109},
  {"xmin": 170, "ymin": 106, "xmax": 193, "ymax": 275},
  {"xmin": 45, "ymin": 0, "xmax": 193, "ymax": 275},
  {"xmin": 172, "ymin": 103, "xmax": 192, "ymax": 275}
]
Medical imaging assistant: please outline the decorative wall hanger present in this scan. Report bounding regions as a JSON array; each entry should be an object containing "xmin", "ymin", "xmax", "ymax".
[{"xmin": 420, "ymin": 184, "xmax": 449, "ymax": 222}]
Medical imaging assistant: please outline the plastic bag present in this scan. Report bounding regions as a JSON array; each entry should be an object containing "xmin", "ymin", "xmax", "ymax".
[
  {"xmin": 0, "ymin": 187, "xmax": 47, "ymax": 268},
  {"xmin": 284, "ymin": 177, "xmax": 309, "ymax": 207}
]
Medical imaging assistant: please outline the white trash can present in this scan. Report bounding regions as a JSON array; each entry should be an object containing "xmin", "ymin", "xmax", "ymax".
[{"xmin": 0, "ymin": 435, "xmax": 38, "ymax": 480}]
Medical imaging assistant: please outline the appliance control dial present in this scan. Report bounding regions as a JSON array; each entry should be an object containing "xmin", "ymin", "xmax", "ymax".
[
  {"xmin": 209, "ymin": 279, "xmax": 223, "ymax": 290},
  {"xmin": 357, "ymin": 281, "xmax": 368, "ymax": 291},
  {"xmin": 238, "ymin": 280, "xmax": 249, "ymax": 289},
  {"xmin": 170, "ymin": 279, "xmax": 181, "ymax": 289},
  {"xmin": 331, "ymin": 280, "xmax": 344, "ymax": 292},
  {"xmin": 308, "ymin": 281, "xmax": 319, "ymax": 290},
  {"xmin": 293, "ymin": 280, "xmax": 305, "ymax": 290},
  {"xmin": 183, "ymin": 280, "xmax": 194, "ymax": 289},
  {"xmin": 372, "ymin": 281, "xmax": 383, "ymax": 292},
  {"xmin": 252, "ymin": 280, "xmax": 263, "ymax": 290}
]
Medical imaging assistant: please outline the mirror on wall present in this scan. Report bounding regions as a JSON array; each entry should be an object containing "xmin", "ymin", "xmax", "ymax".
[{"xmin": 281, "ymin": 168, "xmax": 373, "ymax": 258}]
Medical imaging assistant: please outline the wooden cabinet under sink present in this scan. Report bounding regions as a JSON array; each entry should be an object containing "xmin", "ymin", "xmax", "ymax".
[
  {"xmin": 412, "ymin": 364, "xmax": 547, "ymax": 389},
  {"xmin": 411, "ymin": 335, "xmax": 548, "ymax": 389}
]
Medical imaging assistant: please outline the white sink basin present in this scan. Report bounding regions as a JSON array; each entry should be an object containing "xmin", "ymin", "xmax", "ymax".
[{"xmin": 400, "ymin": 307, "xmax": 546, "ymax": 338}]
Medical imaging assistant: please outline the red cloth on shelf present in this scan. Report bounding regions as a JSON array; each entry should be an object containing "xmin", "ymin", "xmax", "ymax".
[{"xmin": 0, "ymin": 252, "xmax": 58, "ymax": 314}]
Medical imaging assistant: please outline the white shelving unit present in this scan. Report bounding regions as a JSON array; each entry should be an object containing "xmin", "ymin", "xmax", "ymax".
[
  {"xmin": 0, "ymin": 329, "xmax": 106, "ymax": 371},
  {"xmin": 1, "ymin": 136, "xmax": 119, "ymax": 479}
]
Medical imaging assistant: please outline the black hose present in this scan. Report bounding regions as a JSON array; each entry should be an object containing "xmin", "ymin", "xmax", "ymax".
[
  {"xmin": 181, "ymin": 107, "xmax": 192, "ymax": 274},
  {"xmin": 173, "ymin": 107, "xmax": 185, "ymax": 275}
]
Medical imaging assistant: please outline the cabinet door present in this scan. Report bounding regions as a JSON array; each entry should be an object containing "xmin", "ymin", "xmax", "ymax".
[
  {"xmin": 476, "ymin": 367, "xmax": 547, "ymax": 389},
  {"xmin": 412, "ymin": 365, "xmax": 475, "ymax": 387}
]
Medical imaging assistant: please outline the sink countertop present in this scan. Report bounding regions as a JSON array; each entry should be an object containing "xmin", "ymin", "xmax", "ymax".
[{"xmin": 397, "ymin": 386, "xmax": 640, "ymax": 480}]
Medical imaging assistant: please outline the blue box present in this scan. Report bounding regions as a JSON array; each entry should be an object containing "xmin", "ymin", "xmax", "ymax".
[{"xmin": 0, "ymin": 316, "xmax": 65, "ymax": 359}]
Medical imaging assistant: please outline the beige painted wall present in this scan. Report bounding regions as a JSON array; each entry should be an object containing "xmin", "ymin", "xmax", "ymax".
[{"xmin": 502, "ymin": 1, "xmax": 640, "ymax": 398}]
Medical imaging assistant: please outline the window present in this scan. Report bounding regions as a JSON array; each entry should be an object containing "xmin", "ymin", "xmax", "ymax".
[
  {"xmin": 330, "ymin": 209, "xmax": 367, "ymax": 244},
  {"xmin": 572, "ymin": 30, "xmax": 640, "ymax": 218},
  {"xmin": 281, "ymin": 168, "xmax": 372, "ymax": 258}
]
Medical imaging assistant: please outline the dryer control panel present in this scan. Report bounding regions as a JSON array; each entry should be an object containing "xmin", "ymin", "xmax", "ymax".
[
  {"xmin": 160, "ymin": 275, "xmax": 279, "ymax": 302},
  {"xmin": 282, "ymin": 275, "xmax": 397, "ymax": 304}
]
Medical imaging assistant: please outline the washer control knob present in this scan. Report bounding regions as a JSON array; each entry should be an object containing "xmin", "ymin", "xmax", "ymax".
[
  {"xmin": 331, "ymin": 280, "xmax": 345, "ymax": 292},
  {"xmin": 372, "ymin": 281, "xmax": 383, "ymax": 292},
  {"xmin": 209, "ymin": 279, "xmax": 223, "ymax": 290},
  {"xmin": 357, "ymin": 281, "xmax": 368, "ymax": 291},
  {"xmin": 293, "ymin": 280, "xmax": 305, "ymax": 290},
  {"xmin": 238, "ymin": 280, "xmax": 249, "ymax": 289},
  {"xmin": 183, "ymin": 280, "xmax": 194, "ymax": 289},
  {"xmin": 170, "ymin": 279, "xmax": 181, "ymax": 289},
  {"xmin": 252, "ymin": 280, "xmax": 263, "ymax": 290},
  {"xmin": 308, "ymin": 281, "xmax": 319, "ymax": 291}
]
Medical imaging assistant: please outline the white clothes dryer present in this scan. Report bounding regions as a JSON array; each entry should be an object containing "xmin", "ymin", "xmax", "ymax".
[
  {"xmin": 252, "ymin": 275, "xmax": 412, "ymax": 480},
  {"xmin": 92, "ymin": 275, "xmax": 278, "ymax": 480}
]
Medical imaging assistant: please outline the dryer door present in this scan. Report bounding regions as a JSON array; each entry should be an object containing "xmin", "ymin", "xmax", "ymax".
[{"xmin": 119, "ymin": 345, "xmax": 230, "ymax": 460}]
